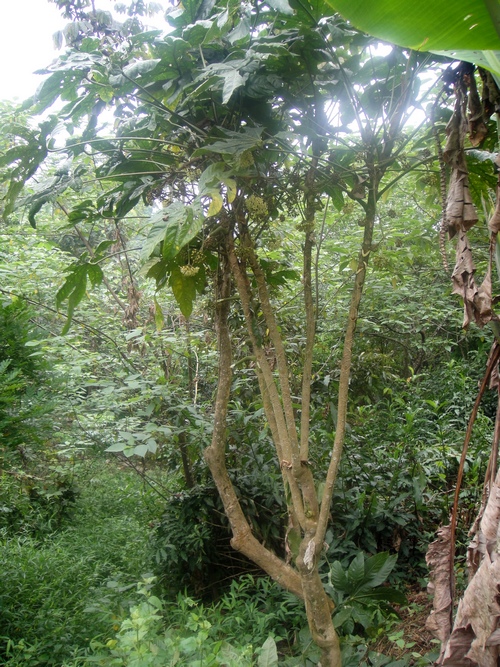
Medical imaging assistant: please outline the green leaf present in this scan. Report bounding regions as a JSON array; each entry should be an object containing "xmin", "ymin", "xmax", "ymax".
[
  {"xmin": 163, "ymin": 204, "xmax": 203, "ymax": 261},
  {"xmin": 141, "ymin": 203, "xmax": 203, "ymax": 262},
  {"xmin": 63, "ymin": 276, "xmax": 87, "ymax": 335},
  {"xmin": 324, "ymin": 0, "xmax": 500, "ymax": 52},
  {"xmin": 207, "ymin": 191, "xmax": 224, "ymax": 216},
  {"xmin": 258, "ymin": 637, "xmax": 278, "ymax": 667},
  {"xmin": 330, "ymin": 560, "xmax": 349, "ymax": 591},
  {"xmin": 194, "ymin": 127, "xmax": 264, "ymax": 158},
  {"xmin": 363, "ymin": 552, "xmax": 398, "ymax": 588},
  {"xmin": 107, "ymin": 160, "xmax": 168, "ymax": 178},
  {"xmin": 333, "ymin": 605, "xmax": 353, "ymax": 629},
  {"xmin": 169, "ymin": 267, "xmax": 197, "ymax": 318},
  {"xmin": 221, "ymin": 68, "xmax": 246, "ymax": 104},
  {"xmin": 227, "ymin": 17, "xmax": 251, "ymax": 44},
  {"xmin": 199, "ymin": 162, "xmax": 229, "ymax": 194},
  {"xmin": 122, "ymin": 59, "xmax": 161, "ymax": 80},
  {"xmin": 55, "ymin": 262, "xmax": 102, "ymax": 334},
  {"xmin": 354, "ymin": 587, "xmax": 406, "ymax": 605},
  {"xmin": 266, "ymin": 0, "xmax": 294, "ymax": 14},
  {"xmin": 105, "ymin": 443, "xmax": 127, "ymax": 452},
  {"xmin": 347, "ymin": 552, "xmax": 366, "ymax": 591},
  {"xmin": 87, "ymin": 264, "xmax": 103, "ymax": 287},
  {"xmin": 153, "ymin": 297, "xmax": 165, "ymax": 331}
]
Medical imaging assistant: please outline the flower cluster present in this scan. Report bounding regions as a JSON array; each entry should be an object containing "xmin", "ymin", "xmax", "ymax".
[
  {"xmin": 180, "ymin": 265, "xmax": 200, "ymax": 277},
  {"xmin": 245, "ymin": 194, "xmax": 268, "ymax": 219}
]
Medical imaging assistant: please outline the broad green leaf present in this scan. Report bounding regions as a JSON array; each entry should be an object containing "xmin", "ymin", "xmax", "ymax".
[
  {"xmin": 225, "ymin": 178, "xmax": 237, "ymax": 203},
  {"xmin": 333, "ymin": 605, "xmax": 353, "ymax": 629},
  {"xmin": 221, "ymin": 67, "xmax": 246, "ymax": 104},
  {"xmin": 330, "ymin": 560, "xmax": 349, "ymax": 591},
  {"xmin": 87, "ymin": 264, "xmax": 103, "ymax": 287},
  {"xmin": 133, "ymin": 444, "xmax": 149, "ymax": 457},
  {"xmin": 325, "ymin": 185, "xmax": 344, "ymax": 212},
  {"xmin": 199, "ymin": 162, "xmax": 229, "ymax": 193},
  {"xmin": 324, "ymin": 0, "xmax": 500, "ymax": 51},
  {"xmin": 153, "ymin": 297, "xmax": 165, "ymax": 331},
  {"xmin": 169, "ymin": 267, "xmax": 197, "ymax": 318},
  {"xmin": 347, "ymin": 552, "xmax": 366, "ymax": 591},
  {"xmin": 2, "ymin": 180, "xmax": 24, "ymax": 220},
  {"xmin": 363, "ymin": 552, "xmax": 398, "ymax": 588},
  {"xmin": 258, "ymin": 637, "xmax": 278, "ymax": 667},
  {"xmin": 163, "ymin": 204, "xmax": 203, "ymax": 261},
  {"xmin": 107, "ymin": 160, "xmax": 168, "ymax": 178},
  {"xmin": 207, "ymin": 191, "xmax": 224, "ymax": 216},
  {"xmin": 227, "ymin": 17, "xmax": 251, "ymax": 44},
  {"xmin": 56, "ymin": 265, "xmax": 88, "ymax": 309},
  {"xmin": 141, "ymin": 204, "xmax": 203, "ymax": 262},
  {"xmin": 194, "ymin": 127, "xmax": 264, "ymax": 158},
  {"xmin": 105, "ymin": 442, "xmax": 127, "ymax": 452},
  {"xmin": 28, "ymin": 199, "xmax": 46, "ymax": 228},
  {"xmin": 55, "ymin": 263, "xmax": 102, "ymax": 334},
  {"xmin": 118, "ymin": 432, "xmax": 136, "ymax": 445},
  {"xmin": 354, "ymin": 587, "xmax": 406, "ymax": 604},
  {"xmin": 146, "ymin": 438, "xmax": 158, "ymax": 454},
  {"xmin": 266, "ymin": 0, "xmax": 293, "ymax": 14},
  {"xmin": 63, "ymin": 274, "xmax": 88, "ymax": 335},
  {"xmin": 433, "ymin": 49, "xmax": 500, "ymax": 77},
  {"xmin": 122, "ymin": 59, "xmax": 161, "ymax": 80}
]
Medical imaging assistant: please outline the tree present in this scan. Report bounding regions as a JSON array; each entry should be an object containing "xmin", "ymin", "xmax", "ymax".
[{"xmin": 1, "ymin": 1, "xmax": 454, "ymax": 664}]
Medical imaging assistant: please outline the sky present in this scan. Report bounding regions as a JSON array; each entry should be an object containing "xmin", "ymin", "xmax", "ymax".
[
  {"xmin": 0, "ymin": 0, "xmax": 67, "ymax": 102},
  {"xmin": 0, "ymin": 0, "xmax": 170, "ymax": 103}
]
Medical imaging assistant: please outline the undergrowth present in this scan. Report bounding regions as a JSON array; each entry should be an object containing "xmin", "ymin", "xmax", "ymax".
[{"xmin": 0, "ymin": 463, "xmax": 159, "ymax": 666}]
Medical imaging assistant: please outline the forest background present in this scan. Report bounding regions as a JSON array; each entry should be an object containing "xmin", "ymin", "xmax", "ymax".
[{"xmin": 1, "ymin": 0, "xmax": 500, "ymax": 665}]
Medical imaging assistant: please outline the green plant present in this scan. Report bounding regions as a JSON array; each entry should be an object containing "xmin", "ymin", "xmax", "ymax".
[
  {"xmin": 325, "ymin": 552, "xmax": 406, "ymax": 637},
  {"xmin": 87, "ymin": 577, "xmax": 255, "ymax": 666},
  {"xmin": 153, "ymin": 457, "xmax": 286, "ymax": 598}
]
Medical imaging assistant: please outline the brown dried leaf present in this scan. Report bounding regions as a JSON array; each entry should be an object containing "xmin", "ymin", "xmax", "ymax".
[
  {"xmin": 473, "ymin": 262, "xmax": 493, "ymax": 326},
  {"xmin": 479, "ymin": 68, "xmax": 500, "ymax": 120},
  {"xmin": 452, "ymin": 232, "xmax": 477, "ymax": 328},
  {"xmin": 446, "ymin": 163, "xmax": 479, "ymax": 237},
  {"xmin": 467, "ymin": 72, "xmax": 488, "ymax": 147},
  {"xmin": 451, "ymin": 232, "xmax": 496, "ymax": 329},
  {"xmin": 425, "ymin": 524, "xmax": 452, "ymax": 651},
  {"xmin": 441, "ymin": 553, "xmax": 500, "ymax": 666},
  {"xmin": 443, "ymin": 98, "xmax": 467, "ymax": 169},
  {"xmin": 444, "ymin": 467, "xmax": 500, "ymax": 665},
  {"xmin": 488, "ymin": 169, "xmax": 500, "ymax": 235},
  {"xmin": 443, "ymin": 87, "xmax": 478, "ymax": 237},
  {"xmin": 469, "ymin": 467, "xmax": 500, "ymax": 570}
]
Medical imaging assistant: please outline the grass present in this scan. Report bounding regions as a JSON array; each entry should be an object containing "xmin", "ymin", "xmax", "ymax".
[{"xmin": 0, "ymin": 460, "xmax": 161, "ymax": 666}]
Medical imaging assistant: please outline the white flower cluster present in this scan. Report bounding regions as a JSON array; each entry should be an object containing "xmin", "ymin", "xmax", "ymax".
[{"xmin": 180, "ymin": 265, "xmax": 200, "ymax": 277}]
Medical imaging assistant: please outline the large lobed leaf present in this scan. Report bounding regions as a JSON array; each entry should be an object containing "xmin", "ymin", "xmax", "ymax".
[{"xmin": 323, "ymin": 0, "xmax": 500, "ymax": 51}]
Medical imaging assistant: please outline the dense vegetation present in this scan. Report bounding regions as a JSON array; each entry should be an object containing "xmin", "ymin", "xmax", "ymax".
[{"xmin": 1, "ymin": 0, "xmax": 499, "ymax": 665}]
